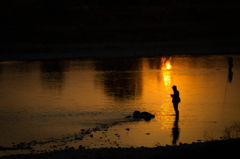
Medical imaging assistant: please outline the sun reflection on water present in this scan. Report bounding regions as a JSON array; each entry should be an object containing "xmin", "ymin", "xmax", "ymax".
[
  {"xmin": 140, "ymin": 57, "xmax": 175, "ymax": 135},
  {"xmin": 161, "ymin": 57, "xmax": 172, "ymax": 87}
]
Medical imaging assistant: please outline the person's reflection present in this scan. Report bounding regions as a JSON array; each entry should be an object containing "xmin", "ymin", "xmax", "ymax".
[
  {"xmin": 228, "ymin": 70, "xmax": 233, "ymax": 83},
  {"xmin": 228, "ymin": 57, "xmax": 233, "ymax": 83},
  {"xmin": 172, "ymin": 114, "xmax": 180, "ymax": 145}
]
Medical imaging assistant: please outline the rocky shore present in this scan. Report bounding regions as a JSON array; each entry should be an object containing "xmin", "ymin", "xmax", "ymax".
[{"xmin": 1, "ymin": 139, "xmax": 240, "ymax": 159}]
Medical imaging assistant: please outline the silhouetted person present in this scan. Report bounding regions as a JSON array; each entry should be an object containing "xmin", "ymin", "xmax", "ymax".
[
  {"xmin": 172, "ymin": 114, "xmax": 180, "ymax": 145},
  {"xmin": 170, "ymin": 85, "xmax": 181, "ymax": 114}
]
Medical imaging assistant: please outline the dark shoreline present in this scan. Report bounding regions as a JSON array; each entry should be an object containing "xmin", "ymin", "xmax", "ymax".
[
  {"xmin": 1, "ymin": 38, "xmax": 240, "ymax": 61},
  {"xmin": 1, "ymin": 139, "xmax": 240, "ymax": 159},
  {"xmin": 1, "ymin": 4, "xmax": 240, "ymax": 61},
  {"xmin": 2, "ymin": 3, "xmax": 240, "ymax": 61}
]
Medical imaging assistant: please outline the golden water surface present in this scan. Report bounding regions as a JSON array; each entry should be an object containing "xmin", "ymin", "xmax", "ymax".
[{"xmin": 0, "ymin": 54, "xmax": 240, "ymax": 155}]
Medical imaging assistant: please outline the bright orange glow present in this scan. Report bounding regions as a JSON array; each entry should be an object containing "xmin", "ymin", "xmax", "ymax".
[
  {"xmin": 163, "ymin": 71, "xmax": 171, "ymax": 87},
  {"xmin": 166, "ymin": 62, "xmax": 172, "ymax": 70},
  {"xmin": 161, "ymin": 57, "xmax": 172, "ymax": 87},
  {"xmin": 140, "ymin": 57, "xmax": 174, "ymax": 131},
  {"xmin": 161, "ymin": 57, "xmax": 172, "ymax": 70}
]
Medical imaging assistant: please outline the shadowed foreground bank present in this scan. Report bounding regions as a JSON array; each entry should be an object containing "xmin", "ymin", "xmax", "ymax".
[{"xmin": 1, "ymin": 139, "xmax": 240, "ymax": 159}]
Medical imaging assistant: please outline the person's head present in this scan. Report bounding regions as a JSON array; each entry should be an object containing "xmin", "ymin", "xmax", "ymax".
[{"xmin": 172, "ymin": 85, "xmax": 177, "ymax": 90}]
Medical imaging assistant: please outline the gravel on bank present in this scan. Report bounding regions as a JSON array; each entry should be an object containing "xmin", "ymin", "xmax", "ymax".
[{"xmin": 1, "ymin": 139, "xmax": 240, "ymax": 159}]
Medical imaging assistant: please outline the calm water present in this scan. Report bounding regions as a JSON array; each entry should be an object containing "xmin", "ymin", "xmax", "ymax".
[{"xmin": 0, "ymin": 54, "xmax": 240, "ymax": 155}]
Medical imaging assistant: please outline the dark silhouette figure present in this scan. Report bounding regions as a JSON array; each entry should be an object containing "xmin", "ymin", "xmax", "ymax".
[
  {"xmin": 228, "ymin": 57, "xmax": 233, "ymax": 83},
  {"xmin": 170, "ymin": 85, "xmax": 181, "ymax": 115},
  {"xmin": 172, "ymin": 114, "xmax": 180, "ymax": 145}
]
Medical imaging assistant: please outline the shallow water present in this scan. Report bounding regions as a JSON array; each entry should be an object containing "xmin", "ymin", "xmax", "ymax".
[{"xmin": 0, "ymin": 54, "xmax": 240, "ymax": 156}]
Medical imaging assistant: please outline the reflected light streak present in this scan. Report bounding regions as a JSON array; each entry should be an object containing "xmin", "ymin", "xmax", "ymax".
[
  {"xmin": 139, "ymin": 57, "xmax": 175, "ymax": 132},
  {"xmin": 163, "ymin": 71, "xmax": 171, "ymax": 87},
  {"xmin": 165, "ymin": 61, "xmax": 172, "ymax": 70},
  {"xmin": 161, "ymin": 57, "xmax": 172, "ymax": 87}
]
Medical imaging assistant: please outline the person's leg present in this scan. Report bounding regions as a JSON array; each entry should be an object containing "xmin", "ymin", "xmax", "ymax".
[{"xmin": 173, "ymin": 103, "xmax": 179, "ymax": 114}]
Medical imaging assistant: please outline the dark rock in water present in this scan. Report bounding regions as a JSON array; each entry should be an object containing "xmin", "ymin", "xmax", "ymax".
[{"xmin": 133, "ymin": 111, "xmax": 155, "ymax": 121}]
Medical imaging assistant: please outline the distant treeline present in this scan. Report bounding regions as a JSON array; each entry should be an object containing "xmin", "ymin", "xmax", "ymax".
[
  {"xmin": 1, "ymin": 0, "xmax": 240, "ymax": 44},
  {"xmin": 1, "ymin": 0, "xmax": 240, "ymax": 7}
]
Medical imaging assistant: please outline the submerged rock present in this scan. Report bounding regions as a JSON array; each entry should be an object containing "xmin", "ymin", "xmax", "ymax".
[{"xmin": 133, "ymin": 111, "xmax": 155, "ymax": 121}]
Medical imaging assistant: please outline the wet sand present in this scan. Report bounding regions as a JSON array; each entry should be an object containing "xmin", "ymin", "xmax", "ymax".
[{"xmin": 1, "ymin": 139, "xmax": 240, "ymax": 159}]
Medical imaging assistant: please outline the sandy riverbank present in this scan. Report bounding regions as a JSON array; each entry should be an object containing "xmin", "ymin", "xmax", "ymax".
[{"xmin": 1, "ymin": 139, "xmax": 240, "ymax": 159}]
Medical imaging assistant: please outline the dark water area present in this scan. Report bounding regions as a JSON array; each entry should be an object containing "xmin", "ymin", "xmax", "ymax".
[{"xmin": 0, "ymin": 53, "xmax": 240, "ymax": 156}]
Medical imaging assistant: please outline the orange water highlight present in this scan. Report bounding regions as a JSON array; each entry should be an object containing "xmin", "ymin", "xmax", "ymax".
[{"xmin": 161, "ymin": 57, "xmax": 172, "ymax": 87}]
